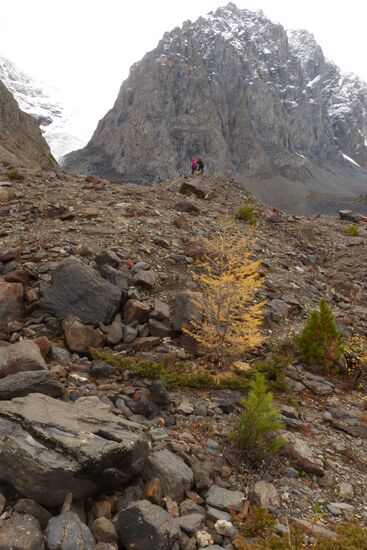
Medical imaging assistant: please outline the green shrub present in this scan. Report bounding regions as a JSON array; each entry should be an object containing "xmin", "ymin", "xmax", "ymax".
[
  {"xmin": 235, "ymin": 201, "xmax": 256, "ymax": 224},
  {"xmin": 232, "ymin": 374, "xmax": 284, "ymax": 459},
  {"xmin": 295, "ymin": 298, "xmax": 343, "ymax": 369},
  {"xmin": 343, "ymin": 224, "xmax": 359, "ymax": 236},
  {"xmin": 252, "ymin": 353, "xmax": 288, "ymax": 392},
  {"xmin": 5, "ymin": 168, "xmax": 23, "ymax": 181}
]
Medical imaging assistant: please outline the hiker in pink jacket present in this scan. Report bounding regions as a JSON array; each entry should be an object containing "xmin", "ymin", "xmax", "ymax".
[{"xmin": 191, "ymin": 157, "xmax": 197, "ymax": 175}]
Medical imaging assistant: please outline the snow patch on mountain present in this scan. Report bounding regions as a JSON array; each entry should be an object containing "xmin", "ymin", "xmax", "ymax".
[{"xmin": 0, "ymin": 55, "xmax": 86, "ymax": 162}]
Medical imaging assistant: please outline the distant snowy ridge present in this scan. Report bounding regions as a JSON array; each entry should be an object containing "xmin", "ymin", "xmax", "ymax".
[{"xmin": 0, "ymin": 55, "xmax": 85, "ymax": 161}]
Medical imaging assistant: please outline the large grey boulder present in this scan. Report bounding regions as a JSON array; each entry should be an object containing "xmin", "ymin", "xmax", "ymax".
[
  {"xmin": 0, "ymin": 513, "xmax": 45, "ymax": 550},
  {"xmin": 0, "ymin": 393, "xmax": 148, "ymax": 506},
  {"xmin": 0, "ymin": 340, "xmax": 47, "ymax": 378},
  {"xmin": 144, "ymin": 448, "xmax": 193, "ymax": 502},
  {"xmin": 113, "ymin": 500, "xmax": 181, "ymax": 550},
  {"xmin": 45, "ymin": 512, "xmax": 95, "ymax": 550},
  {"xmin": 0, "ymin": 370, "xmax": 63, "ymax": 400},
  {"xmin": 40, "ymin": 256, "xmax": 122, "ymax": 326}
]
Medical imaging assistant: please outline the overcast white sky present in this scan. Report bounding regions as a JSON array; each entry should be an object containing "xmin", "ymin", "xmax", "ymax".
[{"xmin": 1, "ymin": 0, "xmax": 366, "ymax": 142}]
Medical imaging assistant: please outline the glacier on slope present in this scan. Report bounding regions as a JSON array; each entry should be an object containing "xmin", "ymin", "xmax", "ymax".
[{"xmin": 0, "ymin": 54, "xmax": 85, "ymax": 162}]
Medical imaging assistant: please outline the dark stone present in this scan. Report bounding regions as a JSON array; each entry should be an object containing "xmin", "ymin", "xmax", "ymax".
[
  {"xmin": 150, "ymin": 379, "xmax": 171, "ymax": 406},
  {"xmin": 124, "ymin": 299, "xmax": 150, "ymax": 324},
  {"xmin": 90, "ymin": 517, "xmax": 118, "ymax": 544},
  {"xmin": 99, "ymin": 265, "xmax": 129, "ymax": 297},
  {"xmin": 209, "ymin": 389, "xmax": 241, "ymax": 412},
  {"xmin": 45, "ymin": 511, "xmax": 95, "ymax": 550},
  {"xmin": 144, "ymin": 449, "xmax": 193, "ymax": 502},
  {"xmin": 90, "ymin": 360, "xmax": 117, "ymax": 378},
  {"xmin": 0, "ymin": 370, "xmax": 63, "ymax": 400},
  {"xmin": 132, "ymin": 270, "xmax": 156, "ymax": 290},
  {"xmin": 174, "ymin": 201, "xmax": 200, "ymax": 215},
  {"xmin": 179, "ymin": 179, "xmax": 210, "ymax": 199},
  {"xmin": 172, "ymin": 291, "xmax": 201, "ymax": 331},
  {"xmin": 95, "ymin": 249, "xmax": 121, "ymax": 268},
  {"xmin": 113, "ymin": 500, "xmax": 181, "ymax": 550},
  {"xmin": 339, "ymin": 210, "xmax": 360, "ymax": 223},
  {"xmin": 40, "ymin": 256, "xmax": 122, "ymax": 326},
  {"xmin": 148, "ymin": 318, "xmax": 171, "ymax": 337}
]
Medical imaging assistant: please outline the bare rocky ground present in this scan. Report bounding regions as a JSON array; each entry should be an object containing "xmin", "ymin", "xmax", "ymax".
[{"xmin": 0, "ymin": 165, "xmax": 367, "ymax": 549}]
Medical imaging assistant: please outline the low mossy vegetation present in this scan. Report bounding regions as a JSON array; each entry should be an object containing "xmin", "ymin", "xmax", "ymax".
[
  {"xmin": 91, "ymin": 349, "xmax": 289, "ymax": 394},
  {"xmin": 235, "ymin": 201, "xmax": 256, "ymax": 224},
  {"xmin": 343, "ymin": 224, "xmax": 359, "ymax": 236},
  {"xmin": 233, "ymin": 507, "xmax": 367, "ymax": 550},
  {"xmin": 5, "ymin": 167, "xmax": 23, "ymax": 181}
]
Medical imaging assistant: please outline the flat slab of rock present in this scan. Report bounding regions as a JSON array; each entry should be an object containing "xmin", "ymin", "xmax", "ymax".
[
  {"xmin": 205, "ymin": 485, "xmax": 245, "ymax": 512},
  {"xmin": 144, "ymin": 449, "xmax": 193, "ymax": 502},
  {"xmin": 40, "ymin": 256, "xmax": 122, "ymax": 326},
  {"xmin": 0, "ymin": 393, "xmax": 148, "ymax": 506},
  {"xmin": 0, "ymin": 340, "xmax": 47, "ymax": 378},
  {"xmin": 0, "ymin": 370, "xmax": 63, "ymax": 400},
  {"xmin": 45, "ymin": 511, "xmax": 95, "ymax": 550},
  {"xmin": 0, "ymin": 513, "xmax": 45, "ymax": 550},
  {"xmin": 283, "ymin": 432, "xmax": 324, "ymax": 476},
  {"xmin": 114, "ymin": 500, "xmax": 181, "ymax": 550}
]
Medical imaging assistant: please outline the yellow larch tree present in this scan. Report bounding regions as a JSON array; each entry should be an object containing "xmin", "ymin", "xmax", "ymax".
[{"xmin": 184, "ymin": 221, "xmax": 264, "ymax": 366}]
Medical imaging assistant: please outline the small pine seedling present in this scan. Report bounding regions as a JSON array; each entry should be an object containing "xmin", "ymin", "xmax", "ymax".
[
  {"xmin": 295, "ymin": 298, "xmax": 343, "ymax": 369},
  {"xmin": 232, "ymin": 373, "xmax": 284, "ymax": 459}
]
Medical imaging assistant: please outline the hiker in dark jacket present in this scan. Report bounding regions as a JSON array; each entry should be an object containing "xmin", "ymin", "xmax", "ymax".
[
  {"xmin": 197, "ymin": 157, "xmax": 204, "ymax": 174},
  {"xmin": 191, "ymin": 157, "xmax": 197, "ymax": 175}
]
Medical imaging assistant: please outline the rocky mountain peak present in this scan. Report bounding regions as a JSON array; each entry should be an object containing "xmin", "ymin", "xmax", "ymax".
[{"xmin": 63, "ymin": 3, "xmax": 367, "ymax": 213}]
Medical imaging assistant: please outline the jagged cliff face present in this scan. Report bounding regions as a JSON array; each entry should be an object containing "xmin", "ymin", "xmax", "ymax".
[
  {"xmin": 63, "ymin": 3, "xmax": 367, "ymax": 187},
  {"xmin": 0, "ymin": 80, "xmax": 57, "ymax": 168}
]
